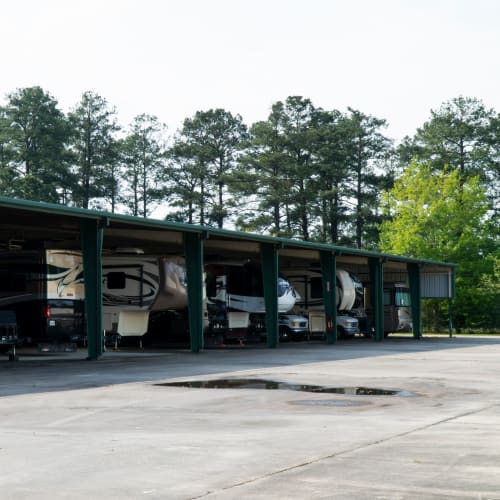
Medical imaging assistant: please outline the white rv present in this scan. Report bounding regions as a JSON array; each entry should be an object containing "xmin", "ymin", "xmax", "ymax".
[
  {"xmin": 0, "ymin": 248, "xmax": 304, "ymax": 347},
  {"xmin": 204, "ymin": 261, "xmax": 304, "ymax": 343},
  {"xmin": 0, "ymin": 248, "xmax": 189, "ymax": 346},
  {"xmin": 101, "ymin": 250, "xmax": 187, "ymax": 339},
  {"xmin": 283, "ymin": 268, "xmax": 365, "ymax": 338}
]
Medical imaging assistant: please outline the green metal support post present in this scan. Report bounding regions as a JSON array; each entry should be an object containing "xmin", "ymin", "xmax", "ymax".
[
  {"xmin": 184, "ymin": 232, "xmax": 204, "ymax": 353},
  {"xmin": 448, "ymin": 268, "xmax": 455, "ymax": 338},
  {"xmin": 261, "ymin": 243, "xmax": 279, "ymax": 348},
  {"xmin": 407, "ymin": 263, "xmax": 422, "ymax": 339},
  {"xmin": 80, "ymin": 219, "xmax": 103, "ymax": 360},
  {"xmin": 320, "ymin": 251, "xmax": 337, "ymax": 344},
  {"xmin": 448, "ymin": 299, "xmax": 454, "ymax": 338},
  {"xmin": 369, "ymin": 257, "xmax": 384, "ymax": 342}
]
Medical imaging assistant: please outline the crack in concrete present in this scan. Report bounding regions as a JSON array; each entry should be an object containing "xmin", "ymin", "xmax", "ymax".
[{"xmin": 190, "ymin": 403, "xmax": 498, "ymax": 499}]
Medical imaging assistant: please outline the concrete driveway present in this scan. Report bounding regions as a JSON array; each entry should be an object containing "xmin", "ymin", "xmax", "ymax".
[{"xmin": 1, "ymin": 336, "xmax": 500, "ymax": 499}]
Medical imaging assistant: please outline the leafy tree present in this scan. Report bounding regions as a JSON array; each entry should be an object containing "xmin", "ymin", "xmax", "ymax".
[
  {"xmin": 399, "ymin": 96, "xmax": 499, "ymax": 224},
  {"xmin": 272, "ymin": 96, "xmax": 320, "ymax": 241},
  {"xmin": 234, "ymin": 99, "xmax": 391, "ymax": 246},
  {"xmin": 1, "ymin": 86, "xmax": 71, "ymax": 202},
  {"xmin": 68, "ymin": 91, "xmax": 120, "ymax": 209},
  {"xmin": 342, "ymin": 108, "xmax": 391, "ymax": 248},
  {"xmin": 414, "ymin": 97, "xmax": 493, "ymax": 177},
  {"xmin": 379, "ymin": 160, "xmax": 494, "ymax": 330},
  {"xmin": 0, "ymin": 107, "xmax": 17, "ymax": 197},
  {"xmin": 164, "ymin": 140, "xmax": 204, "ymax": 224},
  {"xmin": 120, "ymin": 114, "xmax": 166, "ymax": 217},
  {"xmin": 477, "ymin": 253, "xmax": 500, "ymax": 330},
  {"xmin": 234, "ymin": 104, "xmax": 295, "ymax": 237},
  {"xmin": 166, "ymin": 109, "xmax": 248, "ymax": 228},
  {"xmin": 311, "ymin": 109, "xmax": 355, "ymax": 244},
  {"xmin": 485, "ymin": 112, "xmax": 500, "ymax": 225}
]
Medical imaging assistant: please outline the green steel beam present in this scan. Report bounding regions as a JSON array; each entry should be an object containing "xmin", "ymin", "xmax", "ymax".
[
  {"xmin": 261, "ymin": 243, "xmax": 279, "ymax": 348},
  {"xmin": 407, "ymin": 263, "xmax": 422, "ymax": 339},
  {"xmin": 369, "ymin": 258, "xmax": 384, "ymax": 342},
  {"xmin": 320, "ymin": 251, "xmax": 337, "ymax": 344},
  {"xmin": 80, "ymin": 219, "xmax": 103, "ymax": 360},
  {"xmin": 448, "ymin": 299, "xmax": 454, "ymax": 338},
  {"xmin": 448, "ymin": 267, "xmax": 456, "ymax": 337},
  {"xmin": 184, "ymin": 232, "xmax": 204, "ymax": 353}
]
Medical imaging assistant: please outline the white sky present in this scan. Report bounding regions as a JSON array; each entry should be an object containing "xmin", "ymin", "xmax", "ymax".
[{"xmin": 2, "ymin": 0, "xmax": 500, "ymax": 142}]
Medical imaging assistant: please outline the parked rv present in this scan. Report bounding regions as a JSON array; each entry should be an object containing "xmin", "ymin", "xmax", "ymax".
[
  {"xmin": 204, "ymin": 261, "xmax": 303, "ymax": 343},
  {"xmin": 0, "ymin": 248, "xmax": 314, "ymax": 348},
  {"xmin": 0, "ymin": 249, "xmax": 85, "ymax": 347},
  {"xmin": 279, "ymin": 314, "xmax": 309, "ymax": 341},
  {"xmin": 283, "ymin": 268, "xmax": 366, "ymax": 338},
  {"xmin": 101, "ymin": 250, "xmax": 187, "ymax": 339},
  {"xmin": 384, "ymin": 282, "xmax": 412, "ymax": 334},
  {"xmin": 0, "ymin": 247, "xmax": 189, "ymax": 348}
]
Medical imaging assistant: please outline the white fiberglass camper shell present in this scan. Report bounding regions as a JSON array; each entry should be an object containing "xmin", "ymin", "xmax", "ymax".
[
  {"xmin": 204, "ymin": 261, "xmax": 302, "ymax": 342},
  {"xmin": 101, "ymin": 250, "xmax": 187, "ymax": 336},
  {"xmin": 283, "ymin": 268, "xmax": 365, "ymax": 337}
]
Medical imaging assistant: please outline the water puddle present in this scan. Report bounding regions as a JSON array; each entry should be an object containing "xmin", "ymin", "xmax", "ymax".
[{"xmin": 156, "ymin": 378, "xmax": 414, "ymax": 396}]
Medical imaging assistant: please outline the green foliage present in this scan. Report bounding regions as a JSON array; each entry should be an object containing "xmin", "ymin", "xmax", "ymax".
[
  {"xmin": 341, "ymin": 108, "xmax": 391, "ymax": 248},
  {"xmin": 120, "ymin": 114, "xmax": 166, "ymax": 217},
  {"xmin": 380, "ymin": 161, "xmax": 488, "ymax": 259},
  {"xmin": 68, "ymin": 91, "xmax": 120, "ymax": 209},
  {"xmin": 415, "ymin": 96, "xmax": 494, "ymax": 177},
  {"xmin": 234, "ymin": 96, "xmax": 329, "ymax": 240},
  {"xmin": 478, "ymin": 254, "xmax": 500, "ymax": 329},
  {"xmin": 379, "ymin": 160, "xmax": 496, "ymax": 329},
  {"xmin": 164, "ymin": 140, "xmax": 206, "ymax": 225},
  {"xmin": 234, "ymin": 98, "xmax": 391, "ymax": 246},
  {"xmin": 397, "ymin": 96, "xmax": 499, "ymax": 224},
  {"xmin": 1, "ymin": 85, "xmax": 498, "ymax": 329},
  {"xmin": 1, "ymin": 86, "xmax": 71, "ymax": 202},
  {"xmin": 166, "ymin": 109, "xmax": 248, "ymax": 228}
]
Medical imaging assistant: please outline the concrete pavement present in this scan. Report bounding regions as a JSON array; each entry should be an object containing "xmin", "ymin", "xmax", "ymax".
[{"xmin": 1, "ymin": 336, "xmax": 500, "ymax": 499}]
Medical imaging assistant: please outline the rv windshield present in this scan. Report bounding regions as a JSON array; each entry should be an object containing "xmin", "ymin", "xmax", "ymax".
[
  {"xmin": 278, "ymin": 277, "xmax": 292, "ymax": 297},
  {"xmin": 395, "ymin": 287, "xmax": 411, "ymax": 307}
]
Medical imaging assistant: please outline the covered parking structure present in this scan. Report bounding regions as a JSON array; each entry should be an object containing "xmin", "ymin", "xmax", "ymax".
[{"xmin": 0, "ymin": 196, "xmax": 456, "ymax": 359}]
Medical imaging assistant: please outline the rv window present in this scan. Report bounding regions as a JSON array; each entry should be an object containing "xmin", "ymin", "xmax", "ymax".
[
  {"xmin": 310, "ymin": 277, "xmax": 323, "ymax": 299},
  {"xmin": 383, "ymin": 289, "xmax": 392, "ymax": 306},
  {"xmin": 107, "ymin": 272, "xmax": 126, "ymax": 289},
  {"xmin": 395, "ymin": 287, "xmax": 411, "ymax": 307}
]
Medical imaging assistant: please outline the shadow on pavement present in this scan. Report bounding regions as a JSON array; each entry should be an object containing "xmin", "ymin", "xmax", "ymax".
[{"xmin": 1, "ymin": 335, "xmax": 499, "ymax": 397}]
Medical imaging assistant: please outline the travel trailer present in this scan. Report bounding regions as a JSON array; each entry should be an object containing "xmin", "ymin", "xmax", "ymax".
[
  {"xmin": 101, "ymin": 250, "xmax": 187, "ymax": 340},
  {"xmin": 0, "ymin": 248, "xmax": 187, "ymax": 347}
]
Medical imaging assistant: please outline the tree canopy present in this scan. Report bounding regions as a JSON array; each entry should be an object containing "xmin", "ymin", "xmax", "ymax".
[
  {"xmin": 0, "ymin": 86, "xmax": 498, "ymax": 330},
  {"xmin": 379, "ymin": 160, "xmax": 496, "ymax": 330}
]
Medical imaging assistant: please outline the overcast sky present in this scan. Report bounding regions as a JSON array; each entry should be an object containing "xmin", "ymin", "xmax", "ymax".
[{"xmin": 2, "ymin": 0, "xmax": 500, "ymax": 142}]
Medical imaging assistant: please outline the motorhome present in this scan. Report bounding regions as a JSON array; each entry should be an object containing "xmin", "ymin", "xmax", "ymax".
[
  {"xmin": 384, "ymin": 282, "xmax": 412, "ymax": 333},
  {"xmin": 282, "ymin": 268, "xmax": 365, "ymax": 338},
  {"xmin": 0, "ymin": 249, "xmax": 85, "ymax": 346}
]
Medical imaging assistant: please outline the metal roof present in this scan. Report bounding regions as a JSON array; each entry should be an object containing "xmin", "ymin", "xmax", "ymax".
[{"xmin": 0, "ymin": 196, "xmax": 456, "ymax": 273}]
